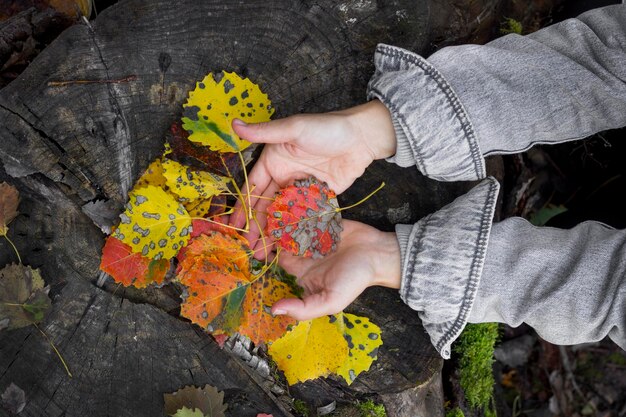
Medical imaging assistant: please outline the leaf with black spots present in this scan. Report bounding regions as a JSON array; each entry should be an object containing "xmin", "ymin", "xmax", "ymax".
[
  {"xmin": 181, "ymin": 72, "xmax": 274, "ymax": 152},
  {"xmin": 161, "ymin": 158, "xmax": 231, "ymax": 202},
  {"xmin": 268, "ymin": 316, "xmax": 348, "ymax": 385},
  {"xmin": 332, "ymin": 313, "xmax": 383, "ymax": 385}
]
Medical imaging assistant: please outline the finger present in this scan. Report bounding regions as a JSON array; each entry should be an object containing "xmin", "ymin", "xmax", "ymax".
[
  {"xmin": 232, "ymin": 116, "xmax": 301, "ymax": 144},
  {"xmin": 271, "ymin": 293, "xmax": 341, "ymax": 321},
  {"xmin": 230, "ymin": 160, "xmax": 273, "ymax": 229},
  {"xmin": 246, "ymin": 180, "xmax": 279, "ymax": 248}
]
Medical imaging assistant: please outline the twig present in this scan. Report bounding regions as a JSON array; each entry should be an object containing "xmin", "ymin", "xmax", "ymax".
[
  {"xmin": 34, "ymin": 323, "xmax": 72, "ymax": 378},
  {"xmin": 48, "ymin": 75, "xmax": 137, "ymax": 87},
  {"xmin": 559, "ymin": 346, "xmax": 586, "ymax": 401}
]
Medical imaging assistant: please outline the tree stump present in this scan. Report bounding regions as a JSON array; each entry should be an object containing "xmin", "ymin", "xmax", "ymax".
[{"xmin": 0, "ymin": 1, "xmax": 500, "ymax": 415}]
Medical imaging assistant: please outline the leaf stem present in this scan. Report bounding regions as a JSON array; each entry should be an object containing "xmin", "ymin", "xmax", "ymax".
[
  {"xmin": 34, "ymin": 323, "xmax": 72, "ymax": 378},
  {"xmin": 190, "ymin": 217, "xmax": 248, "ymax": 233},
  {"xmin": 3, "ymin": 234, "xmax": 22, "ymax": 264},
  {"xmin": 337, "ymin": 182, "xmax": 385, "ymax": 212},
  {"xmin": 251, "ymin": 210, "xmax": 271, "ymax": 263},
  {"xmin": 219, "ymin": 154, "xmax": 249, "ymax": 232},
  {"xmin": 237, "ymin": 150, "xmax": 253, "ymax": 224}
]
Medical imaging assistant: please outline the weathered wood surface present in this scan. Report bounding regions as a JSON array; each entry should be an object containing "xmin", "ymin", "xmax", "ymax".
[{"xmin": 0, "ymin": 0, "xmax": 505, "ymax": 415}]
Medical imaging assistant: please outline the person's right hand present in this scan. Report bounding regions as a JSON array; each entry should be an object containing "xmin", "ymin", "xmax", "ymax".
[{"xmin": 230, "ymin": 99, "xmax": 397, "ymax": 245}]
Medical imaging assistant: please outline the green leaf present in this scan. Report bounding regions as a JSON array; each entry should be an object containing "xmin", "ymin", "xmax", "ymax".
[
  {"xmin": 172, "ymin": 407, "xmax": 204, "ymax": 417},
  {"xmin": 0, "ymin": 264, "xmax": 51, "ymax": 331},
  {"xmin": 529, "ymin": 204, "xmax": 568, "ymax": 226}
]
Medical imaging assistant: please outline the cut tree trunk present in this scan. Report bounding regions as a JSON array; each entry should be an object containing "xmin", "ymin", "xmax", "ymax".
[{"xmin": 0, "ymin": 1, "xmax": 505, "ymax": 416}]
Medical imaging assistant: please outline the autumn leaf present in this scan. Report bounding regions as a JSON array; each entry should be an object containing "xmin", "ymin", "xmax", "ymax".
[
  {"xmin": 134, "ymin": 157, "xmax": 167, "ymax": 189},
  {"xmin": 239, "ymin": 272, "xmax": 297, "ymax": 344},
  {"xmin": 332, "ymin": 313, "xmax": 383, "ymax": 385},
  {"xmin": 266, "ymin": 177, "xmax": 343, "ymax": 258},
  {"xmin": 177, "ymin": 232, "xmax": 297, "ymax": 344},
  {"xmin": 0, "ymin": 182, "xmax": 20, "ymax": 236},
  {"xmin": 49, "ymin": 0, "xmax": 92, "ymax": 17},
  {"xmin": 113, "ymin": 185, "xmax": 192, "ymax": 260},
  {"xmin": 172, "ymin": 408, "xmax": 204, "ymax": 417},
  {"xmin": 99, "ymin": 235, "xmax": 169, "ymax": 288},
  {"xmin": 268, "ymin": 316, "xmax": 348, "ymax": 385},
  {"xmin": 163, "ymin": 384, "xmax": 227, "ymax": 417},
  {"xmin": 166, "ymin": 122, "xmax": 242, "ymax": 179},
  {"xmin": 183, "ymin": 196, "xmax": 214, "ymax": 218},
  {"xmin": 0, "ymin": 264, "xmax": 51, "ymax": 331},
  {"xmin": 177, "ymin": 232, "xmax": 253, "ymax": 334},
  {"xmin": 181, "ymin": 72, "xmax": 274, "ymax": 152},
  {"xmin": 161, "ymin": 158, "xmax": 231, "ymax": 202},
  {"xmin": 268, "ymin": 313, "xmax": 383, "ymax": 386}
]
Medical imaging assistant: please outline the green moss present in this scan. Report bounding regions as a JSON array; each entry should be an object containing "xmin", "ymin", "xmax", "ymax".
[
  {"xmin": 356, "ymin": 400, "xmax": 386, "ymax": 417},
  {"xmin": 608, "ymin": 351, "xmax": 626, "ymax": 366},
  {"xmin": 454, "ymin": 323, "xmax": 499, "ymax": 412},
  {"xmin": 445, "ymin": 407, "xmax": 465, "ymax": 417},
  {"xmin": 500, "ymin": 18, "xmax": 523, "ymax": 35},
  {"xmin": 292, "ymin": 399, "xmax": 309, "ymax": 416}
]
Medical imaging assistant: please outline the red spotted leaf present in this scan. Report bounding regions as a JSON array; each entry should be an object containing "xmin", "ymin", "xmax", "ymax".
[
  {"xmin": 266, "ymin": 177, "xmax": 342, "ymax": 258},
  {"xmin": 100, "ymin": 236, "xmax": 169, "ymax": 288}
]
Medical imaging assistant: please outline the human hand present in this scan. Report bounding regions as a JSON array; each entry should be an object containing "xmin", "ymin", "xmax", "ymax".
[
  {"xmin": 230, "ymin": 100, "xmax": 396, "ymax": 247},
  {"xmin": 270, "ymin": 219, "xmax": 401, "ymax": 321}
]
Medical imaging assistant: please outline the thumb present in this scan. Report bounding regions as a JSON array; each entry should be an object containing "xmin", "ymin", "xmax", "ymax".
[
  {"xmin": 232, "ymin": 117, "xmax": 300, "ymax": 144},
  {"xmin": 272, "ymin": 293, "xmax": 339, "ymax": 321}
]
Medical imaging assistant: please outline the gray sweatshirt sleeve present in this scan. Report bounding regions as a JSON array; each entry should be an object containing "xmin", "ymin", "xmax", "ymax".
[
  {"xmin": 366, "ymin": 5, "xmax": 626, "ymax": 358},
  {"xmin": 368, "ymin": 5, "xmax": 626, "ymax": 180},
  {"xmin": 470, "ymin": 218, "xmax": 626, "ymax": 350}
]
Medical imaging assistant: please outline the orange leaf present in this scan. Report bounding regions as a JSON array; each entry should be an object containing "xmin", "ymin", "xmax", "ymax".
[
  {"xmin": 239, "ymin": 275, "xmax": 296, "ymax": 344},
  {"xmin": 177, "ymin": 232, "xmax": 298, "ymax": 344},
  {"xmin": 178, "ymin": 233, "xmax": 252, "ymax": 333},
  {"xmin": 100, "ymin": 236, "xmax": 169, "ymax": 288}
]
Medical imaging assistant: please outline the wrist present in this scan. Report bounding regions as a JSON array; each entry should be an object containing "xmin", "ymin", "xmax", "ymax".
[
  {"xmin": 371, "ymin": 231, "xmax": 402, "ymax": 289},
  {"xmin": 343, "ymin": 100, "xmax": 397, "ymax": 161}
]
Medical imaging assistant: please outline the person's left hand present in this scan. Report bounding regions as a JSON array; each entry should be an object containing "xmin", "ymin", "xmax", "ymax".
[{"xmin": 271, "ymin": 219, "xmax": 402, "ymax": 320}]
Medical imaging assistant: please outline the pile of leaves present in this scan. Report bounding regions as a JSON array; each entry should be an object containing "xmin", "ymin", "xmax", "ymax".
[{"xmin": 99, "ymin": 72, "xmax": 382, "ymax": 386}]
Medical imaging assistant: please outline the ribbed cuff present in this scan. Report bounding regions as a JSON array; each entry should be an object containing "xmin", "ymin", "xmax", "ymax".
[
  {"xmin": 397, "ymin": 177, "xmax": 500, "ymax": 358},
  {"xmin": 367, "ymin": 44, "xmax": 486, "ymax": 182}
]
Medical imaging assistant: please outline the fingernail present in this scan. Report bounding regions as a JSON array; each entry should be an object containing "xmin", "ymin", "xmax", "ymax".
[
  {"xmin": 233, "ymin": 118, "xmax": 247, "ymax": 126},
  {"xmin": 273, "ymin": 309, "xmax": 287, "ymax": 316}
]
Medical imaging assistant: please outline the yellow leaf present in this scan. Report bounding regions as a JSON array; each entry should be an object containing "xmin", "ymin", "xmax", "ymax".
[
  {"xmin": 181, "ymin": 72, "xmax": 274, "ymax": 152},
  {"xmin": 332, "ymin": 313, "xmax": 383, "ymax": 385},
  {"xmin": 114, "ymin": 185, "xmax": 191, "ymax": 260},
  {"xmin": 135, "ymin": 158, "xmax": 167, "ymax": 189},
  {"xmin": 161, "ymin": 158, "xmax": 230, "ymax": 202},
  {"xmin": 268, "ymin": 316, "xmax": 348, "ymax": 385},
  {"xmin": 184, "ymin": 197, "xmax": 214, "ymax": 218}
]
